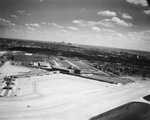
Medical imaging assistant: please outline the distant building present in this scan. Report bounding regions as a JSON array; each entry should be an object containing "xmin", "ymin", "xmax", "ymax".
[
  {"xmin": 74, "ymin": 69, "xmax": 81, "ymax": 74},
  {"xmin": 25, "ymin": 53, "xmax": 33, "ymax": 56},
  {"xmin": 52, "ymin": 66, "xmax": 70, "ymax": 73},
  {"xmin": 38, "ymin": 62, "xmax": 52, "ymax": 70},
  {"xmin": 3, "ymin": 86, "xmax": 12, "ymax": 90}
]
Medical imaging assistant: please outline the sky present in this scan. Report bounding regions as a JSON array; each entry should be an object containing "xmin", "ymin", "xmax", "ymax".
[{"xmin": 0, "ymin": 0, "xmax": 150, "ymax": 51}]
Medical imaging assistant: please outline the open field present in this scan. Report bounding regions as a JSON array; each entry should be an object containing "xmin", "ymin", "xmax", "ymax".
[
  {"xmin": 0, "ymin": 51, "xmax": 6, "ymax": 57},
  {"xmin": 67, "ymin": 60, "xmax": 108, "ymax": 75},
  {"xmin": 0, "ymin": 72, "xmax": 150, "ymax": 120},
  {"xmin": 0, "ymin": 61, "xmax": 31, "ymax": 79}
]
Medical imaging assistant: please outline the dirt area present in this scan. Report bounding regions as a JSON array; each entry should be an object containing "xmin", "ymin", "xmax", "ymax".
[
  {"xmin": 0, "ymin": 51, "xmax": 6, "ymax": 57},
  {"xmin": 0, "ymin": 61, "xmax": 31, "ymax": 79}
]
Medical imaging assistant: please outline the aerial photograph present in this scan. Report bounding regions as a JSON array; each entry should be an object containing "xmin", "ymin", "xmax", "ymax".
[{"xmin": 0, "ymin": 0, "xmax": 150, "ymax": 120}]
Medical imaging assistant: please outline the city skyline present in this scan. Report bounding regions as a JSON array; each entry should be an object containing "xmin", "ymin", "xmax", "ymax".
[{"xmin": 0, "ymin": 0, "xmax": 150, "ymax": 51}]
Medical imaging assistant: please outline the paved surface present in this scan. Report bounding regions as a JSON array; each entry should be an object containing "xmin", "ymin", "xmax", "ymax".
[
  {"xmin": 0, "ymin": 62, "xmax": 150, "ymax": 120},
  {"xmin": 0, "ymin": 73, "xmax": 150, "ymax": 120}
]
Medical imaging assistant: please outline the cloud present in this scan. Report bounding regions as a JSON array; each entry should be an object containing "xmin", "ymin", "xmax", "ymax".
[
  {"xmin": 17, "ymin": 10, "xmax": 25, "ymax": 14},
  {"xmin": 39, "ymin": 0, "xmax": 43, "ymax": 2},
  {"xmin": 99, "ymin": 20, "xmax": 115, "ymax": 27},
  {"xmin": 125, "ymin": 30, "xmax": 150, "ymax": 51},
  {"xmin": 72, "ymin": 17, "xmax": 132, "ymax": 28},
  {"xmin": 101, "ymin": 28, "xmax": 123, "ymax": 38},
  {"xmin": 27, "ymin": 13, "xmax": 31, "ymax": 16},
  {"xmin": 97, "ymin": 10, "xmax": 117, "ymax": 17},
  {"xmin": 61, "ymin": 30, "xmax": 68, "ymax": 33},
  {"xmin": 0, "ymin": 18, "xmax": 15, "ymax": 28},
  {"xmin": 72, "ymin": 20, "xmax": 83, "ymax": 24},
  {"xmin": 67, "ymin": 26, "xmax": 79, "ymax": 31},
  {"xmin": 104, "ymin": 17, "xmax": 133, "ymax": 27},
  {"xmin": 26, "ymin": 23, "xmax": 40, "ymax": 27},
  {"xmin": 112, "ymin": 17, "xmax": 132, "ymax": 27},
  {"xmin": 143, "ymin": 10, "xmax": 150, "ymax": 15},
  {"xmin": 41, "ymin": 22, "xmax": 46, "ymax": 25},
  {"xmin": 126, "ymin": 31, "xmax": 150, "ymax": 44},
  {"xmin": 0, "ymin": 18, "xmax": 7, "ymax": 23},
  {"xmin": 51, "ymin": 23, "xmax": 58, "ymax": 26},
  {"xmin": 115, "ymin": 33, "xmax": 123, "ymax": 38},
  {"xmin": 91, "ymin": 26, "xmax": 101, "ymax": 32},
  {"xmin": 126, "ymin": 0, "xmax": 148, "ymax": 7},
  {"xmin": 48, "ymin": 23, "xmax": 64, "ymax": 28},
  {"xmin": 10, "ymin": 23, "xmax": 15, "ymax": 26},
  {"xmin": 81, "ymin": 8, "xmax": 86, "ymax": 11},
  {"xmin": 101, "ymin": 28, "xmax": 115, "ymax": 33},
  {"xmin": 10, "ymin": 29, "xmax": 18, "ymax": 32},
  {"xmin": 72, "ymin": 19, "xmax": 107, "ymax": 27},
  {"xmin": 122, "ymin": 13, "xmax": 133, "ymax": 19},
  {"xmin": 27, "ymin": 27, "xmax": 35, "ymax": 31},
  {"xmin": 72, "ymin": 19, "xmax": 99, "ymax": 27},
  {"xmin": 61, "ymin": 30, "xmax": 71, "ymax": 35},
  {"xmin": 128, "ymin": 30, "xmax": 150, "ymax": 40},
  {"xmin": 10, "ymin": 15, "xmax": 18, "ymax": 18}
]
